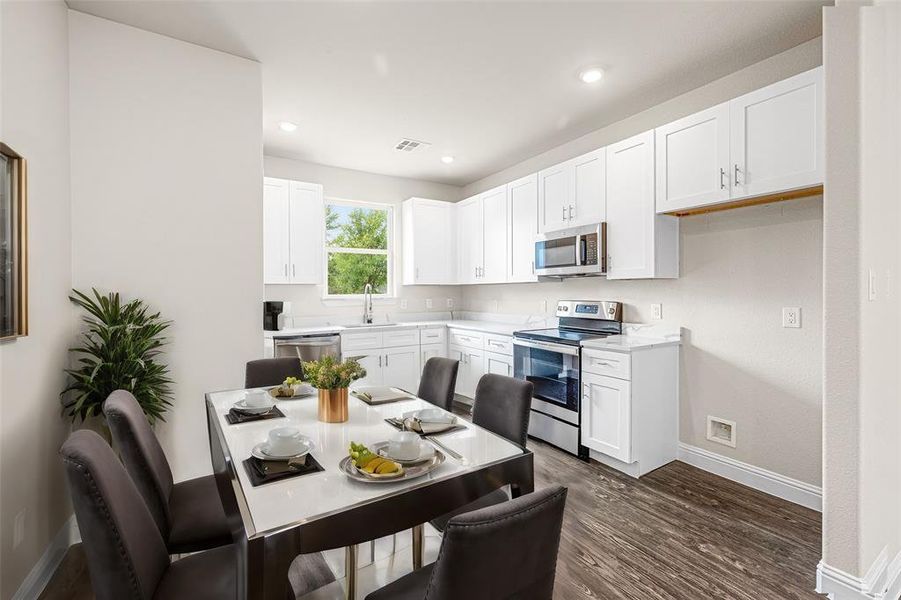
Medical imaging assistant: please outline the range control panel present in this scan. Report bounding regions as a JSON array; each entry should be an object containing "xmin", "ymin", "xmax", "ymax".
[{"xmin": 555, "ymin": 300, "xmax": 623, "ymax": 322}]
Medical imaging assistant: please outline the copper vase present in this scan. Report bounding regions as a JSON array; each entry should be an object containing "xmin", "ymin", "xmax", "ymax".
[{"xmin": 318, "ymin": 387, "xmax": 349, "ymax": 423}]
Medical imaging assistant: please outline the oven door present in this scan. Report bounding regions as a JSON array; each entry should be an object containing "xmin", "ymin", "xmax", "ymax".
[{"xmin": 513, "ymin": 338, "xmax": 580, "ymax": 415}]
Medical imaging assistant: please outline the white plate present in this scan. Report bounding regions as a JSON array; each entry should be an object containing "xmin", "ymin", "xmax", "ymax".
[
  {"xmin": 376, "ymin": 441, "xmax": 436, "ymax": 465},
  {"xmin": 251, "ymin": 439, "xmax": 313, "ymax": 462},
  {"xmin": 233, "ymin": 399, "xmax": 276, "ymax": 414},
  {"xmin": 403, "ymin": 409, "xmax": 457, "ymax": 425}
]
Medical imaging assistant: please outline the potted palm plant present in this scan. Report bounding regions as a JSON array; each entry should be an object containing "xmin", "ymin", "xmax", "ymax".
[
  {"xmin": 302, "ymin": 355, "xmax": 366, "ymax": 423},
  {"xmin": 61, "ymin": 289, "xmax": 173, "ymax": 430}
]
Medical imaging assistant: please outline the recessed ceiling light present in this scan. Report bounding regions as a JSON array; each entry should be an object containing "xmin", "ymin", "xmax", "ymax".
[
  {"xmin": 579, "ymin": 67, "xmax": 605, "ymax": 84},
  {"xmin": 278, "ymin": 121, "xmax": 298, "ymax": 132},
  {"xmin": 441, "ymin": 155, "xmax": 455, "ymax": 164}
]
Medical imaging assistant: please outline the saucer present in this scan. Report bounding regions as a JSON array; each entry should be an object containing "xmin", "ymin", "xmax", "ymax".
[
  {"xmin": 251, "ymin": 439, "xmax": 313, "ymax": 462},
  {"xmin": 403, "ymin": 409, "xmax": 457, "ymax": 425},
  {"xmin": 233, "ymin": 399, "xmax": 276, "ymax": 415}
]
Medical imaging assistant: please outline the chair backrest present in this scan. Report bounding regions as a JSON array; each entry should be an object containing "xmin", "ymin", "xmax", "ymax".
[
  {"xmin": 103, "ymin": 390, "xmax": 174, "ymax": 537},
  {"xmin": 426, "ymin": 486, "xmax": 567, "ymax": 600},
  {"xmin": 471, "ymin": 374, "xmax": 533, "ymax": 448},
  {"xmin": 245, "ymin": 357, "xmax": 304, "ymax": 389},
  {"xmin": 417, "ymin": 357, "xmax": 460, "ymax": 411},
  {"xmin": 60, "ymin": 429, "xmax": 170, "ymax": 600}
]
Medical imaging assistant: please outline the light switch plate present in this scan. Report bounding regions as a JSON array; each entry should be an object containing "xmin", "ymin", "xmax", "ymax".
[
  {"xmin": 399, "ymin": 299, "xmax": 408, "ymax": 310},
  {"xmin": 782, "ymin": 307, "xmax": 801, "ymax": 328},
  {"xmin": 446, "ymin": 298, "xmax": 454, "ymax": 309},
  {"xmin": 425, "ymin": 298, "xmax": 433, "ymax": 309},
  {"xmin": 651, "ymin": 303, "xmax": 663, "ymax": 320}
]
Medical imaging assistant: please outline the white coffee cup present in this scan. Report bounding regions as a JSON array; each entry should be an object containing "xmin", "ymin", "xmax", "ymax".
[
  {"xmin": 388, "ymin": 431, "xmax": 420, "ymax": 461},
  {"xmin": 417, "ymin": 408, "xmax": 452, "ymax": 424},
  {"xmin": 245, "ymin": 389, "xmax": 270, "ymax": 408},
  {"xmin": 267, "ymin": 427, "xmax": 305, "ymax": 456}
]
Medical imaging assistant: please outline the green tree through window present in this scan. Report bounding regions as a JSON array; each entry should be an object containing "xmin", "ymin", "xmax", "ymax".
[{"xmin": 325, "ymin": 202, "xmax": 391, "ymax": 296}]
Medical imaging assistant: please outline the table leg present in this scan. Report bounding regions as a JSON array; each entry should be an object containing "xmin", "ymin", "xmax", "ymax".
[
  {"xmin": 345, "ymin": 545, "xmax": 357, "ymax": 600},
  {"xmin": 412, "ymin": 524, "xmax": 424, "ymax": 570}
]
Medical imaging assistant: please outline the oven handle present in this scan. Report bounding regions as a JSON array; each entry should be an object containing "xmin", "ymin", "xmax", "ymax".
[{"xmin": 513, "ymin": 338, "xmax": 580, "ymax": 357}]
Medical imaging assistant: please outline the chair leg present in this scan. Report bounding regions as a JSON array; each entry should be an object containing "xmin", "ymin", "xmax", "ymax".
[
  {"xmin": 345, "ymin": 545, "xmax": 357, "ymax": 600},
  {"xmin": 370, "ymin": 539, "xmax": 375, "ymax": 564},
  {"xmin": 412, "ymin": 524, "xmax": 424, "ymax": 570}
]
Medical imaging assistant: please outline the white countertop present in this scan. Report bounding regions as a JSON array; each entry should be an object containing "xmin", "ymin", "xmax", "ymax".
[
  {"xmin": 264, "ymin": 319, "xmax": 526, "ymax": 339},
  {"xmin": 580, "ymin": 334, "xmax": 681, "ymax": 352},
  {"xmin": 207, "ymin": 390, "xmax": 524, "ymax": 535}
]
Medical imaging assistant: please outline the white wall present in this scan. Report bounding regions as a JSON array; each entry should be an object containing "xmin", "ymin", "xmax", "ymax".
[
  {"xmin": 263, "ymin": 155, "xmax": 463, "ymax": 325},
  {"xmin": 0, "ymin": 1, "xmax": 74, "ymax": 596},
  {"xmin": 69, "ymin": 12, "xmax": 263, "ymax": 481},
  {"xmin": 458, "ymin": 39, "xmax": 825, "ymax": 487}
]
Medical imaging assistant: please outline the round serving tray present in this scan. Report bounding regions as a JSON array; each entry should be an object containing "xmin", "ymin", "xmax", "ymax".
[{"xmin": 339, "ymin": 449, "xmax": 445, "ymax": 484}]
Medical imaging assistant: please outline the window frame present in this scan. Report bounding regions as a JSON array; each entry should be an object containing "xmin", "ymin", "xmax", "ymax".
[{"xmin": 321, "ymin": 197, "xmax": 394, "ymax": 300}]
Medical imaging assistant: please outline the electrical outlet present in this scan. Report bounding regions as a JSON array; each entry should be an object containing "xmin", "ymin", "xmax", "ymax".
[
  {"xmin": 706, "ymin": 416, "xmax": 736, "ymax": 448},
  {"xmin": 868, "ymin": 269, "xmax": 877, "ymax": 301},
  {"xmin": 399, "ymin": 298, "xmax": 408, "ymax": 310},
  {"xmin": 13, "ymin": 510, "xmax": 25, "ymax": 549},
  {"xmin": 782, "ymin": 307, "xmax": 801, "ymax": 328},
  {"xmin": 446, "ymin": 298, "xmax": 454, "ymax": 309},
  {"xmin": 651, "ymin": 303, "xmax": 663, "ymax": 320},
  {"xmin": 425, "ymin": 298, "xmax": 433, "ymax": 309}
]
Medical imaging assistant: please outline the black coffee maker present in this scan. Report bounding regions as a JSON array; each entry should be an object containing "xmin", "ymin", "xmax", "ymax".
[{"xmin": 263, "ymin": 301, "xmax": 284, "ymax": 331}]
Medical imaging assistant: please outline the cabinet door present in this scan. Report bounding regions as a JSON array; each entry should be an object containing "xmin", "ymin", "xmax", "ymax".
[
  {"xmin": 581, "ymin": 372, "xmax": 631, "ymax": 463},
  {"xmin": 730, "ymin": 67, "xmax": 823, "ymax": 199},
  {"xmin": 263, "ymin": 178, "xmax": 290, "ymax": 284},
  {"xmin": 404, "ymin": 199, "xmax": 454, "ymax": 285},
  {"xmin": 481, "ymin": 185, "xmax": 508, "ymax": 283},
  {"xmin": 456, "ymin": 197, "xmax": 483, "ymax": 284},
  {"xmin": 606, "ymin": 131, "xmax": 656, "ymax": 279},
  {"xmin": 570, "ymin": 147, "xmax": 606, "ymax": 226},
  {"xmin": 537, "ymin": 162, "xmax": 570, "ymax": 233},
  {"xmin": 486, "ymin": 352, "xmax": 513, "ymax": 378},
  {"xmin": 383, "ymin": 345, "xmax": 420, "ymax": 393},
  {"xmin": 448, "ymin": 345, "xmax": 469, "ymax": 396},
  {"xmin": 466, "ymin": 349, "xmax": 486, "ymax": 397},
  {"xmin": 655, "ymin": 102, "xmax": 731, "ymax": 213},
  {"xmin": 288, "ymin": 181, "xmax": 323, "ymax": 284},
  {"xmin": 507, "ymin": 174, "xmax": 538, "ymax": 282},
  {"xmin": 350, "ymin": 352, "xmax": 384, "ymax": 387},
  {"xmin": 418, "ymin": 342, "xmax": 447, "ymax": 392}
]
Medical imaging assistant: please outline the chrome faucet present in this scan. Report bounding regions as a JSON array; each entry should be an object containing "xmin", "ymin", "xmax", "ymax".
[{"xmin": 362, "ymin": 283, "xmax": 373, "ymax": 324}]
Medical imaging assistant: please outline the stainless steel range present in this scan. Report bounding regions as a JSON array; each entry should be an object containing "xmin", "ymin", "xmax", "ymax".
[{"xmin": 513, "ymin": 300, "xmax": 623, "ymax": 459}]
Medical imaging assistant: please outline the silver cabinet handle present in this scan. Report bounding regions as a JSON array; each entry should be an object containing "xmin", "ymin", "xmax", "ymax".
[
  {"xmin": 385, "ymin": 354, "xmax": 389, "ymax": 367},
  {"xmin": 474, "ymin": 266, "xmax": 478, "ymax": 278},
  {"xmin": 562, "ymin": 205, "xmax": 567, "ymax": 221},
  {"xmin": 531, "ymin": 260, "xmax": 535, "ymax": 274},
  {"xmin": 292, "ymin": 264, "xmax": 296, "ymax": 277},
  {"xmin": 720, "ymin": 168, "xmax": 726, "ymax": 190},
  {"xmin": 284, "ymin": 264, "xmax": 288, "ymax": 277},
  {"xmin": 568, "ymin": 204, "xmax": 574, "ymax": 220},
  {"xmin": 378, "ymin": 355, "xmax": 382, "ymax": 368},
  {"xmin": 734, "ymin": 164, "xmax": 741, "ymax": 186},
  {"xmin": 415, "ymin": 267, "xmax": 419, "ymax": 280}
]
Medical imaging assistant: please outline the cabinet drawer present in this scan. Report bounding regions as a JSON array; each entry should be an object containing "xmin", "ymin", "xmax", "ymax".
[
  {"xmin": 382, "ymin": 328, "xmax": 420, "ymax": 348},
  {"xmin": 582, "ymin": 349, "xmax": 631, "ymax": 380},
  {"xmin": 419, "ymin": 327, "xmax": 447, "ymax": 345},
  {"xmin": 449, "ymin": 329, "xmax": 484, "ymax": 350},
  {"xmin": 341, "ymin": 332, "xmax": 384, "ymax": 353},
  {"xmin": 484, "ymin": 334, "xmax": 513, "ymax": 356}
]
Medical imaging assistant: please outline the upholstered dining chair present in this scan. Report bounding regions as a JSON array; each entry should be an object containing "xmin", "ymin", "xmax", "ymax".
[
  {"xmin": 428, "ymin": 373, "xmax": 533, "ymax": 532},
  {"xmin": 417, "ymin": 357, "xmax": 459, "ymax": 411},
  {"xmin": 60, "ymin": 429, "xmax": 238, "ymax": 600},
  {"xmin": 103, "ymin": 390, "xmax": 232, "ymax": 554},
  {"xmin": 245, "ymin": 357, "xmax": 304, "ymax": 389},
  {"xmin": 368, "ymin": 486, "xmax": 568, "ymax": 600}
]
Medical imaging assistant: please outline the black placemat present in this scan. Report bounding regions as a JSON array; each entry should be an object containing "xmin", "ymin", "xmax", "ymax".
[
  {"xmin": 242, "ymin": 454, "xmax": 325, "ymax": 487},
  {"xmin": 225, "ymin": 406, "xmax": 286, "ymax": 425},
  {"xmin": 384, "ymin": 417, "xmax": 467, "ymax": 436}
]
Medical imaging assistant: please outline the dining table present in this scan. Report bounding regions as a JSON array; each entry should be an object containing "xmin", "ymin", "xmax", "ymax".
[{"xmin": 205, "ymin": 387, "xmax": 534, "ymax": 600}]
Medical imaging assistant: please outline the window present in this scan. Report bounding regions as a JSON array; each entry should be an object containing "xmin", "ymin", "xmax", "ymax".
[
  {"xmin": 0, "ymin": 143, "xmax": 27, "ymax": 339},
  {"xmin": 324, "ymin": 199, "xmax": 392, "ymax": 297}
]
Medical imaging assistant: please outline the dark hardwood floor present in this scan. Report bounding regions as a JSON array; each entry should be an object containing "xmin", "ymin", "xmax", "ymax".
[{"xmin": 40, "ymin": 438, "xmax": 822, "ymax": 600}]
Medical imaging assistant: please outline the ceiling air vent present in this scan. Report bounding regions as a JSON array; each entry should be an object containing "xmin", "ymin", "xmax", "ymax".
[{"xmin": 395, "ymin": 138, "xmax": 431, "ymax": 152}]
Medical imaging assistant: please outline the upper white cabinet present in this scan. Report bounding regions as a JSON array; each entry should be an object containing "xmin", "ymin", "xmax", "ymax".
[
  {"xmin": 456, "ymin": 195, "xmax": 484, "ymax": 284},
  {"xmin": 401, "ymin": 198, "xmax": 456, "ymax": 285},
  {"xmin": 263, "ymin": 177, "xmax": 323, "ymax": 285},
  {"xmin": 606, "ymin": 131, "xmax": 679, "ymax": 280},
  {"xmin": 730, "ymin": 68, "xmax": 824, "ymax": 199},
  {"xmin": 655, "ymin": 67, "xmax": 823, "ymax": 214},
  {"xmin": 480, "ymin": 185, "xmax": 509, "ymax": 284},
  {"xmin": 655, "ymin": 103, "xmax": 731, "ymax": 213},
  {"xmin": 538, "ymin": 147, "xmax": 606, "ymax": 234},
  {"xmin": 507, "ymin": 174, "xmax": 539, "ymax": 282}
]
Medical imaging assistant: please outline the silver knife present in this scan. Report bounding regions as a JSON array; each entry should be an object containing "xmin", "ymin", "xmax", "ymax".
[{"xmin": 423, "ymin": 435, "xmax": 463, "ymax": 461}]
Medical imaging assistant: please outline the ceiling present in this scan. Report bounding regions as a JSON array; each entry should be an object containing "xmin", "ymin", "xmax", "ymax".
[{"xmin": 67, "ymin": 1, "xmax": 827, "ymax": 186}]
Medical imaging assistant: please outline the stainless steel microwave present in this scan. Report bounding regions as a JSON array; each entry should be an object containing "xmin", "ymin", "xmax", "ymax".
[{"xmin": 535, "ymin": 223, "xmax": 607, "ymax": 278}]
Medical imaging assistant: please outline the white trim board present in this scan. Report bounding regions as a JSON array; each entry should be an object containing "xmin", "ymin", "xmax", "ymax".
[
  {"xmin": 817, "ymin": 548, "xmax": 901, "ymax": 600},
  {"xmin": 677, "ymin": 443, "xmax": 822, "ymax": 512},
  {"xmin": 12, "ymin": 515, "xmax": 80, "ymax": 600}
]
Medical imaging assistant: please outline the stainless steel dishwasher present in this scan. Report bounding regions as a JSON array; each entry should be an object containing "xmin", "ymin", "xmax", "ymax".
[{"xmin": 273, "ymin": 333, "xmax": 341, "ymax": 362}]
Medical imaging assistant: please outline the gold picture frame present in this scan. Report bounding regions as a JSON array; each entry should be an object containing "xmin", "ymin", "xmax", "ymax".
[{"xmin": 1, "ymin": 142, "xmax": 28, "ymax": 340}]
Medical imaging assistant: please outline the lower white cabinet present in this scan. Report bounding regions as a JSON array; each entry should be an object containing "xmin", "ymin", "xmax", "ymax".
[
  {"xmin": 346, "ymin": 345, "xmax": 420, "ymax": 392},
  {"xmin": 353, "ymin": 353, "xmax": 384, "ymax": 387},
  {"xmin": 581, "ymin": 372, "xmax": 632, "ymax": 463},
  {"xmin": 486, "ymin": 351, "xmax": 513, "ymax": 377},
  {"xmin": 449, "ymin": 344, "xmax": 485, "ymax": 399},
  {"xmin": 418, "ymin": 342, "xmax": 447, "ymax": 389}
]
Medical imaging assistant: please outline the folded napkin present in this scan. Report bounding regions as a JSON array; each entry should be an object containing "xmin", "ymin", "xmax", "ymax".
[
  {"xmin": 352, "ymin": 386, "xmax": 415, "ymax": 405},
  {"xmin": 242, "ymin": 454, "xmax": 324, "ymax": 487},
  {"xmin": 225, "ymin": 406, "xmax": 286, "ymax": 425}
]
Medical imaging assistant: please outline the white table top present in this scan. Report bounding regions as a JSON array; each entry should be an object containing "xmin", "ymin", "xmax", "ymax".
[{"xmin": 207, "ymin": 389, "xmax": 526, "ymax": 536}]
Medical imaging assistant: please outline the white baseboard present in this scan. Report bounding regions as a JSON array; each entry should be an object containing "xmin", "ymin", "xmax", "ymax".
[
  {"xmin": 677, "ymin": 443, "xmax": 822, "ymax": 512},
  {"xmin": 12, "ymin": 515, "xmax": 80, "ymax": 600},
  {"xmin": 817, "ymin": 548, "xmax": 901, "ymax": 600}
]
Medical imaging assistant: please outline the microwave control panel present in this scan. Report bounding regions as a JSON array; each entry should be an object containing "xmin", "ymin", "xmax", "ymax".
[{"xmin": 583, "ymin": 233, "xmax": 598, "ymax": 265}]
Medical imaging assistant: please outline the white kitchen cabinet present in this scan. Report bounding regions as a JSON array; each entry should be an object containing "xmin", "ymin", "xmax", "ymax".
[
  {"xmin": 654, "ymin": 103, "xmax": 731, "ymax": 214},
  {"xmin": 420, "ymin": 343, "xmax": 446, "ymax": 370},
  {"xmin": 507, "ymin": 174, "xmax": 539, "ymax": 282},
  {"xmin": 606, "ymin": 130, "xmax": 679, "ymax": 280},
  {"xmin": 449, "ymin": 344, "xmax": 485, "ymax": 399},
  {"xmin": 383, "ymin": 345, "xmax": 421, "ymax": 393},
  {"xmin": 730, "ymin": 67, "xmax": 823, "ymax": 200},
  {"xmin": 481, "ymin": 185, "xmax": 508, "ymax": 283},
  {"xmin": 401, "ymin": 198, "xmax": 456, "ymax": 285},
  {"xmin": 581, "ymin": 372, "xmax": 632, "ymax": 463},
  {"xmin": 456, "ymin": 196, "xmax": 483, "ymax": 284},
  {"xmin": 263, "ymin": 177, "xmax": 323, "ymax": 285},
  {"xmin": 537, "ymin": 147, "xmax": 606, "ymax": 234},
  {"xmin": 486, "ymin": 352, "xmax": 513, "ymax": 377},
  {"xmin": 352, "ymin": 353, "xmax": 384, "ymax": 387}
]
